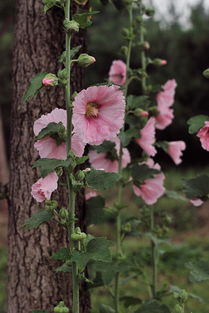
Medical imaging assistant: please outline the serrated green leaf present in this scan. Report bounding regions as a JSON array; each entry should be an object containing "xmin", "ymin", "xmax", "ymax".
[
  {"xmin": 99, "ymin": 304, "xmax": 115, "ymax": 313},
  {"xmin": 33, "ymin": 158, "xmax": 71, "ymax": 177},
  {"xmin": 25, "ymin": 209, "xmax": 53, "ymax": 230},
  {"xmin": 186, "ymin": 260, "xmax": 209, "ymax": 283},
  {"xmin": 120, "ymin": 296, "xmax": 142, "ymax": 308},
  {"xmin": 35, "ymin": 122, "xmax": 65, "ymax": 141},
  {"xmin": 119, "ymin": 128, "xmax": 139, "ymax": 146},
  {"xmin": 131, "ymin": 164, "xmax": 159, "ymax": 186},
  {"xmin": 187, "ymin": 115, "xmax": 209, "ymax": 134},
  {"xmin": 75, "ymin": 155, "xmax": 89, "ymax": 165},
  {"xmin": 51, "ymin": 248, "xmax": 70, "ymax": 261},
  {"xmin": 134, "ymin": 300, "xmax": 171, "ymax": 313},
  {"xmin": 86, "ymin": 170, "xmax": 120, "ymax": 191},
  {"xmin": 127, "ymin": 95, "xmax": 150, "ymax": 110},
  {"xmin": 55, "ymin": 262, "xmax": 72, "ymax": 273},
  {"xmin": 183, "ymin": 175, "xmax": 209, "ymax": 198},
  {"xmin": 86, "ymin": 196, "xmax": 106, "ymax": 225},
  {"xmin": 23, "ymin": 73, "xmax": 47, "ymax": 101}
]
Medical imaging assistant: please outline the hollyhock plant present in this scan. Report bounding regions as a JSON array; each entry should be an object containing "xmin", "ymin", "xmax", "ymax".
[
  {"xmin": 108, "ymin": 60, "xmax": 126, "ymax": 85},
  {"xmin": 197, "ymin": 121, "xmax": 209, "ymax": 151},
  {"xmin": 133, "ymin": 159, "xmax": 165, "ymax": 205},
  {"xmin": 72, "ymin": 85, "xmax": 125, "ymax": 145},
  {"xmin": 167, "ymin": 141, "xmax": 186, "ymax": 165},
  {"xmin": 31, "ymin": 172, "xmax": 58, "ymax": 203},
  {"xmin": 89, "ymin": 138, "xmax": 131, "ymax": 173},
  {"xmin": 136, "ymin": 117, "xmax": 157, "ymax": 156},
  {"xmin": 155, "ymin": 79, "xmax": 177, "ymax": 130},
  {"xmin": 34, "ymin": 108, "xmax": 85, "ymax": 159}
]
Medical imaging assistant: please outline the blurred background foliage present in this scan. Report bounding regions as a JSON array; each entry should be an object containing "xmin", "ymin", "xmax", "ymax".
[{"xmin": 1, "ymin": 0, "xmax": 209, "ymax": 312}]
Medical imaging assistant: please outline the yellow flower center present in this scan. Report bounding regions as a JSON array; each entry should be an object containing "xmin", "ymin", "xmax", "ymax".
[{"xmin": 85, "ymin": 102, "xmax": 99, "ymax": 118}]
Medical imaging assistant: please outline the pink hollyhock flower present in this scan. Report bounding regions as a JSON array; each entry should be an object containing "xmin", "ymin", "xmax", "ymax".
[
  {"xmin": 85, "ymin": 190, "xmax": 98, "ymax": 200},
  {"xmin": 190, "ymin": 198, "xmax": 203, "ymax": 207},
  {"xmin": 108, "ymin": 60, "xmax": 126, "ymax": 85},
  {"xmin": 72, "ymin": 85, "xmax": 125, "ymax": 145},
  {"xmin": 89, "ymin": 137, "xmax": 130, "ymax": 173},
  {"xmin": 155, "ymin": 79, "xmax": 177, "ymax": 130},
  {"xmin": 136, "ymin": 117, "xmax": 157, "ymax": 156},
  {"xmin": 34, "ymin": 108, "xmax": 85, "ymax": 159},
  {"xmin": 197, "ymin": 121, "xmax": 209, "ymax": 151},
  {"xmin": 133, "ymin": 159, "xmax": 165, "ymax": 205},
  {"xmin": 167, "ymin": 141, "xmax": 186, "ymax": 165},
  {"xmin": 31, "ymin": 172, "xmax": 58, "ymax": 203}
]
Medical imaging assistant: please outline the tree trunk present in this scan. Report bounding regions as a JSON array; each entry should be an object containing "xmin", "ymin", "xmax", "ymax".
[{"xmin": 8, "ymin": 1, "xmax": 90, "ymax": 313}]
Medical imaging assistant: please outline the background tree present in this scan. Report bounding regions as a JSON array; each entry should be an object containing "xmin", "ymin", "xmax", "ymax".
[{"xmin": 7, "ymin": 1, "xmax": 90, "ymax": 313}]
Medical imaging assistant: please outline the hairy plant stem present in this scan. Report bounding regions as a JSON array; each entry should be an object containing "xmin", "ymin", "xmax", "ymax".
[
  {"xmin": 65, "ymin": 1, "xmax": 79, "ymax": 312},
  {"xmin": 151, "ymin": 206, "xmax": 158, "ymax": 298},
  {"xmin": 139, "ymin": 0, "xmax": 146, "ymax": 94},
  {"xmin": 114, "ymin": 5, "xmax": 133, "ymax": 313}
]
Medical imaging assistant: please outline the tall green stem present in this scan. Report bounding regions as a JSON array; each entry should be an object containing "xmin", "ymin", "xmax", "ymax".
[
  {"xmin": 139, "ymin": 0, "xmax": 146, "ymax": 94},
  {"xmin": 65, "ymin": 1, "xmax": 79, "ymax": 312},
  {"xmin": 151, "ymin": 207, "xmax": 158, "ymax": 298},
  {"xmin": 114, "ymin": 5, "xmax": 133, "ymax": 313}
]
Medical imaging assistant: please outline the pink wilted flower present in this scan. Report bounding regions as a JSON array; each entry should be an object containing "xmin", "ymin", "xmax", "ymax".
[
  {"xmin": 108, "ymin": 60, "xmax": 126, "ymax": 85},
  {"xmin": 167, "ymin": 141, "xmax": 186, "ymax": 165},
  {"xmin": 31, "ymin": 172, "xmax": 58, "ymax": 203},
  {"xmin": 155, "ymin": 79, "xmax": 177, "ymax": 130},
  {"xmin": 133, "ymin": 159, "xmax": 165, "ymax": 205},
  {"xmin": 190, "ymin": 198, "xmax": 203, "ymax": 207},
  {"xmin": 197, "ymin": 121, "xmax": 209, "ymax": 151},
  {"xmin": 34, "ymin": 108, "xmax": 85, "ymax": 159},
  {"xmin": 89, "ymin": 137, "xmax": 130, "ymax": 173},
  {"xmin": 136, "ymin": 117, "xmax": 157, "ymax": 156},
  {"xmin": 72, "ymin": 85, "xmax": 125, "ymax": 145}
]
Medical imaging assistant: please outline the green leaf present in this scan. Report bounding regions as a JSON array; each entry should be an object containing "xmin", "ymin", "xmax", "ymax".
[
  {"xmin": 131, "ymin": 164, "xmax": 159, "ymax": 187},
  {"xmin": 186, "ymin": 260, "xmax": 209, "ymax": 283},
  {"xmin": 127, "ymin": 95, "xmax": 150, "ymax": 110},
  {"xmin": 35, "ymin": 122, "xmax": 65, "ymax": 141},
  {"xmin": 55, "ymin": 262, "xmax": 71, "ymax": 273},
  {"xmin": 23, "ymin": 73, "xmax": 47, "ymax": 101},
  {"xmin": 187, "ymin": 115, "xmax": 209, "ymax": 134},
  {"xmin": 120, "ymin": 296, "xmax": 142, "ymax": 308},
  {"xmin": 166, "ymin": 190, "xmax": 187, "ymax": 201},
  {"xmin": 75, "ymin": 155, "xmax": 89, "ymax": 165},
  {"xmin": 86, "ymin": 170, "xmax": 120, "ymax": 191},
  {"xmin": 92, "ymin": 141, "xmax": 116, "ymax": 153},
  {"xmin": 86, "ymin": 196, "xmax": 106, "ymax": 225},
  {"xmin": 99, "ymin": 304, "xmax": 115, "ymax": 313},
  {"xmin": 134, "ymin": 300, "xmax": 171, "ymax": 313},
  {"xmin": 73, "ymin": 11, "xmax": 99, "ymax": 28},
  {"xmin": 33, "ymin": 158, "xmax": 71, "ymax": 177},
  {"xmin": 25, "ymin": 209, "xmax": 53, "ymax": 230},
  {"xmin": 183, "ymin": 175, "xmax": 209, "ymax": 198},
  {"xmin": 71, "ymin": 45, "xmax": 82, "ymax": 58},
  {"xmin": 119, "ymin": 128, "xmax": 139, "ymax": 146},
  {"xmin": 51, "ymin": 248, "xmax": 70, "ymax": 261}
]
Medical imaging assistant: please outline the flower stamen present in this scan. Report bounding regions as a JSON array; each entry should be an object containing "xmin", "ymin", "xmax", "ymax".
[{"xmin": 85, "ymin": 102, "xmax": 99, "ymax": 118}]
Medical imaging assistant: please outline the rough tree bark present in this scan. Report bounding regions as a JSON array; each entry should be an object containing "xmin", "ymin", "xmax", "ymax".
[{"xmin": 8, "ymin": 1, "xmax": 90, "ymax": 312}]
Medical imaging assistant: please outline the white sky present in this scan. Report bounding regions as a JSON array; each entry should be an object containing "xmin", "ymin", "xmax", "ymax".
[{"xmin": 145, "ymin": 0, "xmax": 209, "ymax": 24}]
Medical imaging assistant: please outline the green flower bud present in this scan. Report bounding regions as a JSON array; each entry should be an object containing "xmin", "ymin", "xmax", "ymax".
[
  {"xmin": 153, "ymin": 58, "xmax": 167, "ymax": 66},
  {"xmin": 58, "ymin": 68, "xmax": 67, "ymax": 85},
  {"xmin": 59, "ymin": 208, "xmax": 69, "ymax": 219},
  {"xmin": 122, "ymin": 222, "xmax": 132, "ymax": 233},
  {"xmin": 71, "ymin": 232, "xmax": 87, "ymax": 241},
  {"xmin": 203, "ymin": 68, "xmax": 209, "ymax": 78},
  {"xmin": 54, "ymin": 301, "xmax": 69, "ymax": 313},
  {"xmin": 174, "ymin": 304, "xmax": 183, "ymax": 313},
  {"xmin": 44, "ymin": 200, "xmax": 58, "ymax": 210},
  {"xmin": 63, "ymin": 19, "xmax": 79, "ymax": 32},
  {"xmin": 76, "ymin": 170, "xmax": 85, "ymax": 182},
  {"xmin": 134, "ymin": 108, "xmax": 149, "ymax": 118},
  {"xmin": 77, "ymin": 53, "xmax": 96, "ymax": 67},
  {"xmin": 120, "ymin": 46, "xmax": 128, "ymax": 57}
]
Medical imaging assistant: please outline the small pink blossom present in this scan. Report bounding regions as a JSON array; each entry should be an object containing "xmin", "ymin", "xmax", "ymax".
[
  {"xmin": 34, "ymin": 108, "xmax": 85, "ymax": 159},
  {"xmin": 89, "ymin": 137, "xmax": 130, "ymax": 173},
  {"xmin": 190, "ymin": 198, "xmax": 203, "ymax": 207},
  {"xmin": 72, "ymin": 85, "xmax": 125, "ymax": 145},
  {"xmin": 136, "ymin": 117, "xmax": 157, "ymax": 156},
  {"xmin": 108, "ymin": 60, "xmax": 126, "ymax": 85},
  {"xmin": 42, "ymin": 74, "xmax": 58, "ymax": 86},
  {"xmin": 161, "ymin": 59, "xmax": 167, "ymax": 65},
  {"xmin": 42, "ymin": 78, "xmax": 54, "ymax": 86},
  {"xmin": 133, "ymin": 159, "xmax": 165, "ymax": 205},
  {"xmin": 155, "ymin": 79, "xmax": 177, "ymax": 130},
  {"xmin": 31, "ymin": 172, "xmax": 58, "ymax": 203},
  {"xmin": 85, "ymin": 190, "xmax": 98, "ymax": 200},
  {"xmin": 167, "ymin": 141, "xmax": 186, "ymax": 165},
  {"xmin": 197, "ymin": 121, "xmax": 209, "ymax": 151},
  {"xmin": 140, "ymin": 111, "xmax": 149, "ymax": 117}
]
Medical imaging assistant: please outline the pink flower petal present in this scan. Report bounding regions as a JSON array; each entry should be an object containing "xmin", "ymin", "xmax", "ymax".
[
  {"xmin": 31, "ymin": 172, "xmax": 58, "ymax": 203},
  {"xmin": 167, "ymin": 141, "xmax": 186, "ymax": 165},
  {"xmin": 136, "ymin": 117, "xmax": 157, "ymax": 156},
  {"xmin": 108, "ymin": 60, "xmax": 126, "ymax": 85}
]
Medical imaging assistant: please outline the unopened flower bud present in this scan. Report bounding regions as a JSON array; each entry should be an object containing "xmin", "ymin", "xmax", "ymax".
[
  {"xmin": 134, "ymin": 108, "xmax": 149, "ymax": 117},
  {"xmin": 203, "ymin": 68, "xmax": 209, "ymax": 78},
  {"xmin": 63, "ymin": 19, "xmax": 79, "ymax": 32},
  {"xmin": 122, "ymin": 222, "xmax": 132, "ymax": 233},
  {"xmin": 77, "ymin": 53, "xmax": 96, "ymax": 67},
  {"xmin": 58, "ymin": 69, "xmax": 67, "ymax": 85},
  {"xmin": 54, "ymin": 301, "xmax": 69, "ymax": 313},
  {"xmin": 76, "ymin": 170, "xmax": 85, "ymax": 182},
  {"xmin": 59, "ymin": 208, "xmax": 69, "ymax": 219},
  {"xmin": 174, "ymin": 304, "xmax": 183, "ymax": 313},
  {"xmin": 42, "ymin": 73, "xmax": 58, "ymax": 86},
  {"xmin": 153, "ymin": 58, "xmax": 167, "ymax": 66},
  {"xmin": 143, "ymin": 41, "xmax": 150, "ymax": 50},
  {"xmin": 44, "ymin": 200, "xmax": 58, "ymax": 210}
]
